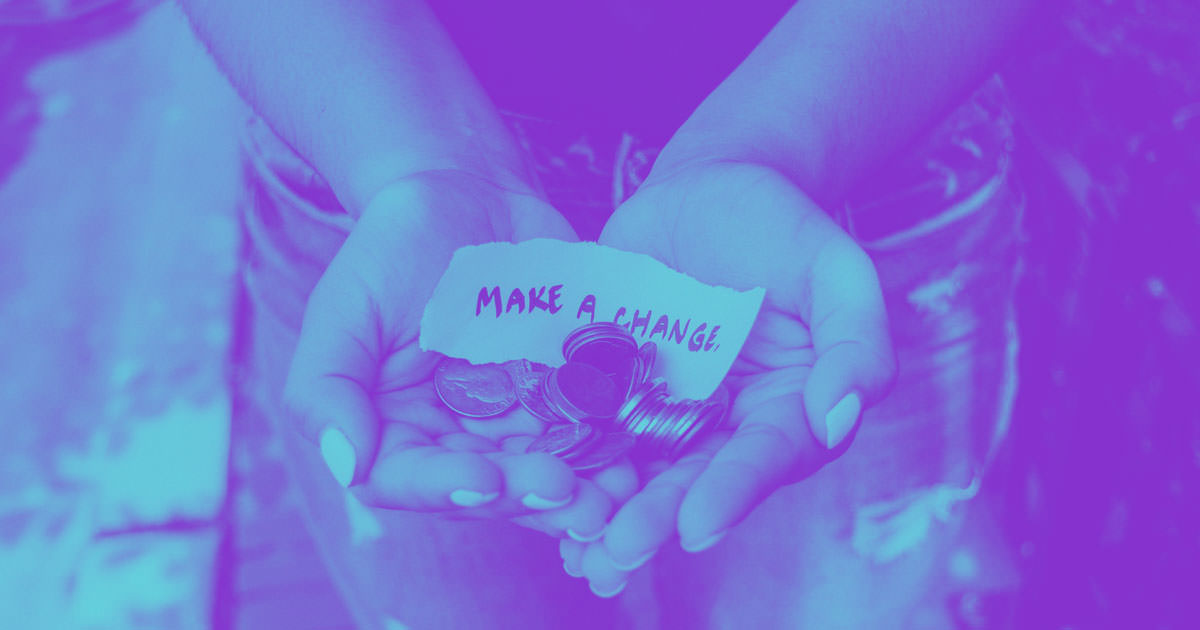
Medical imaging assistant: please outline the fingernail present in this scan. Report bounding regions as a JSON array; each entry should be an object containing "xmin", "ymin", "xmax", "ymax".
[
  {"xmin": 681, "ymin": 530, "xmax": 727, "ymax": 553},
  {"xmin": 567, "ymin": 527, "xmax": 604, "ymax": 543},
  {"xmin": 449, "ymin": 489, "xmax": 500, "ymax": 507},
  {"xmin": 522, "ymin": 493, "xmax": 572, "ymax": 510},
  {"xmin": 613, "ymin": 549, "xmax": 657, "ymax": 571},
  {"xmin": 590, "ymin": 580, "xmax": 627, "ymax": 599},
  {"xmin": 562, "ymin": 560, "xmax": 583, "ymax": 578},
  {"xmin": 320, "ymin": 427, "xmax": 356, "ymax": 487},
  {"xmin": 823, "ymin": 391, "xmax": 863, "ymax": 449}
]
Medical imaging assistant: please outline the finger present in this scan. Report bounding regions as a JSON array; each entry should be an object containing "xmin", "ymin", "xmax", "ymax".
[
  {"xmin": 485, "ymin": 451, "xmax": 577, "ymax": 510},
  {"xmin": 644, "ymin": 458, "xmax": 671, "ymax": 478},
  {"xmin": 508, "ymin": 196, "xmax": 579, "ymax": 242},
  {"xmin": 284, "ymin": 271, "xmax": 382, "ymax": 487},
  {"xmin": 588, "ymin": 457, "xmax": 639, "ymax": 505},
  {"xmin": 458, "ymin": 404, "xmax": 546, "ymax": 442},
  {"xmin": 581, "ymin": 542, "xmax": 631, "ymax": 598},
  {"xmin": 560, "ymin": 538, "xmax": 586, "ymax": 578},
  {"xmin": 437, "ymin": 432, "xmax": 498, "ymax": 453},
  {"xmin": 500, "ymin": 435, "xmax": 537, "ymax": 453},
  {"xmin": 601, "ymin": 436, "xmax": 722, "ymax": 569},
  {"xmin": 676, "ymin": 390, "xmax": 820, "ymax": 552},
  {"xmin": 353, "ymin": 421, "xmax": 503, "ymax": 510},
  {"xmin": 802, "ymin": 239, "xmax": 896, "ymax": 450},
  {"xmin": 523, "ymin": 480, "xmax": 613, "ymax": 542}
]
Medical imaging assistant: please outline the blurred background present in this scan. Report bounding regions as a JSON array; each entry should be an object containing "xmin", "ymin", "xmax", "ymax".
[{"xmin": 0, "ymin": 0, "xmax": 1196, "ymax": 628}]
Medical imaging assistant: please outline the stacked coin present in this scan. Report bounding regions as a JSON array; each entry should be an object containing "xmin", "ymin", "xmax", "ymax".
[
  {"xmin": 630, "ymin": 341, "xmax": 655, "ymax": 394},
  {"xmin": 541, "ymin": 361, "xmax": 622, "ymax": 422},
  {"xmin": 562, "ymin": 322, "xmax": 638, "ymax": 362},
  {"xmin": 614, "ymin": 379, "xmax": 728, "ymax": 459},
  {"xmin": 563, "ymin": 322, "xmax": 641, "ymax": 397},
  {"xmin": 431, "ymin": 322, "xmax": 730, "ymax": 470},
  {"xmin": 562, "ymin": 323, "xmax": 727, "ymax": 457}
]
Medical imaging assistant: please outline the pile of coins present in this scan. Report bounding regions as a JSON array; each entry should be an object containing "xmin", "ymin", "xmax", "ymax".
[
  {"xmin": 615, "ymin": 379, "xmax": 727, "ymax": 458},
  {"xmin": 433, "ymin": 323, "xmax": 729, "ymax": 470}
]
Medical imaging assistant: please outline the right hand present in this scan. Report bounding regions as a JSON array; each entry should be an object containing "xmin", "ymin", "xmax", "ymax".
[{"xmin": 282, "ymin": 169, "xmax": 620, "ymax": 538}]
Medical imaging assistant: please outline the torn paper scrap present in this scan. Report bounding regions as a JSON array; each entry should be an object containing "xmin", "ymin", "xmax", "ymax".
[{"xmin": 419, "ymin": 239, "xmax": 765, "ymax": 399}]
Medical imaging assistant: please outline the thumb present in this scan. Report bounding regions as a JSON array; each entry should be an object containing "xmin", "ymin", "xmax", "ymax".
[
  {"xmin": 284, "ymin": 271, "xmax": 384, "ymax": 487},
  {"xmin": 801, "ymin": 240, "xmax": 896, "ymax": 451},
  {"xmin": 285, "ymin": 372, "xmax": 380, "ymax": 488}
]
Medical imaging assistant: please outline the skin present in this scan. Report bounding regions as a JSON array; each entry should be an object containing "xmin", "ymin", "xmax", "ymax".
[{"xmin": 182, "ymin": 0, "xmax": 1036, "ymax": 602}]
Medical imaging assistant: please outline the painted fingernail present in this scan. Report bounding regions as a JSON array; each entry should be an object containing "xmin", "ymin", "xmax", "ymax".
[
  {"xmin": 320, "ymin": 427, "xmax": 356, "ymax": 487},
  {"xmin": 449, "ymin": 489, "xmax": 500, "ymax": 507},
  {"xmin": 522, "ymin": 493, "xmax": 572, "ymax": 510},
  {"xmin": 562, "ymin": 560, "xmax": 583, "ymax": 578},
  {"xmin": 613, "ymin": 549, "xmax": 657, "ymax": 571},
  {"xmin": 823, "ymin": 391, "xmax": 863, "ymax": 449},
  {"xmin": 566, "ymin": 527, "xmax": 604, "ymax": 543},
  {"xmin": 590, "ymin": 580, "xmax": 627, "ymax": 599},
  {"xmin": 681, "ymin": 530, "xmax": 727, "ymax": 553}
]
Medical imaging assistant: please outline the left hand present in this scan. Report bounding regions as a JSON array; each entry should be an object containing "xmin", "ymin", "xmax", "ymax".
[
  {"xmin": 284, "ymin": 170, "xmax": 617, "ymax": 539},
  {"xmin": 562, "ymin": 160, "xmax": 897, "ymax": 596}
]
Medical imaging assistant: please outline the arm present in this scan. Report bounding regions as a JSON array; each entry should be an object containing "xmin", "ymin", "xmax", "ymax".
[
  {"xmin": 179, "ymin": 0, "xmax": 534, "ymax": 214},
  {"xmin": 654, "ymin": 0, "xmax": 1036, "ymax": 205}
]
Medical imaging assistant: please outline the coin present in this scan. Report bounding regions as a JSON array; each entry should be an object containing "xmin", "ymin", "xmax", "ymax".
[
  {"xmin": 564, "ymin": 323, "xmax": 639, "ymax": 396},
  {"xmin": 629, "ymin": 341, "xmax": 657, "ymax": 396},
  {"xmin": 554, "ymin": 361, "xmax": 622, "ymax": 419},
  {"xmin": 705, "ymin": 382, "xmax": 731, "ymax": 424},
  {"xmin": 541, "ymin": 367, "xmax": 585, "ymax": 423},
  {"xmin": 616, "ymin": 378, "xmax": 668, "ymax": 435},
  {"xmin": 505, "ymin": 359, "xmax": 558, "ymax": 422},
  {"xmin": 434, "ymin": 357, "xmax": 517, "ymax": 418},
  {"xmin": 562, "ymin": 322, "xmax": 637, "ymax": 361},
  {"xmin": 667, "ymin": 401, "xmax": 725, "ymax": 459},
  {"xmin": 568, "ymin": 431, "xmax": 637, "ymax": 472},
  {"xmin": 571, "ymin": 337, "xmax": 636, "ymax": 373},
  {"xmin": 526, "ymin": 423, "xmax": 596, "ymax": 457}
]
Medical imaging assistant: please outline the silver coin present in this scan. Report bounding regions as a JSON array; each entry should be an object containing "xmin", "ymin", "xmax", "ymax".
[
  {"xmin": 629, "ymin": 341, "xmax": 657, "ymax": 397},
  {"xmin": 705, "ymin": 382, "xmax": 731, "ymax": 425},
  {"xmin": 554, "ymin": 361, "xmax": 621, "ymax": 419},
  {"xmin": 562, "ymin": 322, "xmax": 637, "ymax": 361},
  {"xmin": 616, "ymin": 379, "xmax": 667, "ymax": 433},
  {"xmin": 506, "ymin": 359, "xmax": 559, "ymax": 422},
  {"xmin": 434, "ymin": 357, "xmax": 517, "ymax": 418},
  {"xmin": 568, "ymin": 431, "xmax": 637, "ymax": 472},
  {"xmin": 541, "ymin": 366, "xmax": 585, "ymax": 423},
  {"xmin": 526, "ymin": 423, "xmax": 596, "ymax": 457}
]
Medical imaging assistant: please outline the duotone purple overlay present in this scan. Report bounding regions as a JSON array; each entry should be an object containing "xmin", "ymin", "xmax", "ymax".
[{"xmin": 1, "ymin": 0, "xmax": 1196, "ymax": 628}]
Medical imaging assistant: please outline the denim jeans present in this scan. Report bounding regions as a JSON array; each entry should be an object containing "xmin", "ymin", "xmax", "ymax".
[{"xmin": 232, "ymin": 76, "xmax": 1023, "ymax": 629}]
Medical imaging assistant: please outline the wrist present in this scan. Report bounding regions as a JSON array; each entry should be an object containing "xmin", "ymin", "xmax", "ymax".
[
  {"xmin": 355, "ymin": 167, "xmax": 550, "ymax": 234},
  {"xmin": 626, "ymin": 158, "xmax": 841, "ymax": 229},
  {"xmin": 647, "ymin": 92, "xmax": 837, "ymax": 206},
  {"xmin": 339, "ymin": 136, "xmax": 541, "ymax": 220}
]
